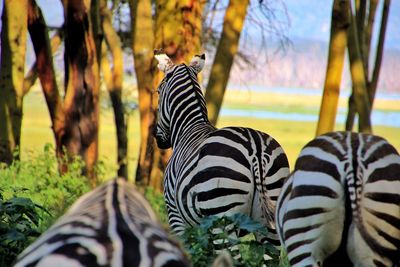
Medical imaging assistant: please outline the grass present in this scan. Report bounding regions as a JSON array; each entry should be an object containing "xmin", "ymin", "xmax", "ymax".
[
  {"xmin": 20, "ymin": 87, "xmax": 400, "ymax": 178},
  {"xmin": 219, "ymin": 89, "xmax": 400, "ymax": 168}
]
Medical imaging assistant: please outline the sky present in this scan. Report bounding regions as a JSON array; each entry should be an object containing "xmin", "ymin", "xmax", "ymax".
[
  {"xmin": 33, "ymin": 0, "xmax": 400, "ymax": 48},
  {"xmin": 0, "ymin": 0, "xmax": 399, "ymax": 48},
  {"xmin": 0, "ymin": 0, "xmax": 399, "ymax": 68}
]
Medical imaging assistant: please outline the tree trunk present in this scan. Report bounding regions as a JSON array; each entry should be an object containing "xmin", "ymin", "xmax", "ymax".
[
  {"xmin": 99, "ymin": 0, "xmax": 128, "ymax": 179},
  {"xmin": 154, "ymin": 0, "xmax": 203, "ymax": 63},
  {"xmin": 62, "ymin": 0, "xmax": 100, "ymax": 185},
  {"xmin": 0, "ymin": 0, "xmax": 28, "ymax": 164},
  {"xmin": 27, "ymin": 0, "xmax": 66, "ymax": 160},
  {"xmin": 23, "ymin": 31, "xmax": 62, "ymax": 96},
  {"xmin": 315, "ymin": 0, "xmax": 350, "ymax": 136},
  {"xmin": 363, "ymin": 0, "xmax": 378, "ymax": 75},
  {"xmin": 129, "ymin": 0, "xmax": 156, "ymax": 187},
  {"xmin": 204, "ymin": 0, "xmax": 250, "ymax": 126},
  {"xmin": 346, "ymin": 5, "xmax": 372, "ymax": 134},
  {"xmin": 129, "ymin": 0, "xmax": 203, "ymax": 190},
  {"xmin": 149, "ymin": 0, "xmax": 204, "ymax": 190}
]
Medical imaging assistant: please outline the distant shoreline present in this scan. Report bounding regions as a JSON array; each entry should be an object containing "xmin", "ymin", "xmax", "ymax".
[{"xmin": 227, "ymin": 85, "xmax": 400, "ymax": 100}]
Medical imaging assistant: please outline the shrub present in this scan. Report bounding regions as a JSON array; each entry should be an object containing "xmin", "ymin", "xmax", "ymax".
[
  {"xmin": 0, "ymin": 191, "xmax": 47, "ymax": 266},
  {"xmin": 142, "ymin": 189, "xmax": 290, "ymax": 266},
  {"xmin": 0, "ymin": 144, "xmax": 92, "ymax": 264},
  {"xmin": 0, "ymin": 145, "xmax": 91, "ymax": 229},
  {"xmin": 181, "ymin": 214, "xmax": 281, "ymax": 267}
]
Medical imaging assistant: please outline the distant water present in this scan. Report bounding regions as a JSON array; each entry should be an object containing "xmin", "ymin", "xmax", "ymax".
[
  {"xmin": 222, "ymin": 86, "xmax": 400, "ymax": 127},
  {"xmin": 220, "ymin": 108, "xmax": 400, "ymax": 128},
  {"xmin": 229, "ymin": 85, "xmax": 400, "ymax": 100}
]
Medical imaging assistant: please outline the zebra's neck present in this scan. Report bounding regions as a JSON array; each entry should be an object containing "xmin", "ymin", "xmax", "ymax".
[
  {"xmin": 170, "ymin": 112, "xmax": 213, "ymax": 149},
  {"xmin": 169, "ymin": 67, "xmax": 213, "ymax": 149}
]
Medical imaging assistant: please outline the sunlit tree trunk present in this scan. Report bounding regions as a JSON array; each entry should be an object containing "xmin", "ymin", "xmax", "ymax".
[
  {"xmin": 27, "ymin": 0, "xmax": 66, "ymax": 161},
  {"xmin": 315, "ymin": 0, "xmax": 350, "ymax": 136},
  {"xmin": 205, "ymin": 0, "xmax": 250, "ymax": 126},
  {"xmin": 129, "ymin": 0, "xmax": 203, "ymax": 190},
  {"xmin": 155, "ymin": 0, "xmax": 203, "ymax": 63},
  {"xmin": 129, "ymin": 0, "xmax": 156, "ymax": 187},
  {"xmin": 62, "ymin": 0, "xmax": 100, "ymax": 184},
  {"xmin": 150, "ymin": 0, "xmax": 204, "ymax": 190},
  {"xmin": 100, "ymin": 0, "xmax": 128, "ymax": 179},
  {"xmin": 0, "ymin": 0, "xmax": 28, "ymax": 164}
]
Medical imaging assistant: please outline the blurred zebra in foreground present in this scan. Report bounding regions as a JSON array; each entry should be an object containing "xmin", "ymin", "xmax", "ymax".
[
  {"xmin": 153, "ymin": 52, "xmax": 290, "ymax": 246},
  {"xmin": 14, "ymin": 178, "xmax": 190, "ymax": 267},
  {"xmin": 276, "ymin": 131, "xmax": 400, "ymax": 267}
]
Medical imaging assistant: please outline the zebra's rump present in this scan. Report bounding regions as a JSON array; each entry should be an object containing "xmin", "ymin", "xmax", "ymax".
[
  {"xmin": 14, "ymin": 179, "xmax": 189, "ymax": 267},
  {"xmin": 276, "ymin": 131, "xmax": 400, "ymax": 267},
  {"xmin": 174, "ymin": 126, "xmax": 289, "ymax": 234}
]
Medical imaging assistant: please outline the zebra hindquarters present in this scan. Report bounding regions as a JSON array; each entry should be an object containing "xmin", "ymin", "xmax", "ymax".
[
  {"xmin": 14, "ymin": 178, "xmax": 190, "ymax": 267},
  {"xmin": 277, "ymin": 169, "xmax": 347, "ymax": 267},
  {"xmin": 347, "ymin": 141, "xmax": 400, "ymax": 267}
]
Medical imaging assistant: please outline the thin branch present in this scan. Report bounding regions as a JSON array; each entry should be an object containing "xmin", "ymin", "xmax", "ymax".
[{"xmin": 369, "ymin": 0, "xmax": 391, "ymax": 105}]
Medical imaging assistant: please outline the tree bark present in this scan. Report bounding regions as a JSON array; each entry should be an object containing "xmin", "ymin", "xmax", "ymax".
[
  {"xmin": 204, "ymin": 0, "xmax": 250, "ymax": 126},
  {"xmin": 315, "ymin": 0, "xmax": 350, "ymax": 136},
  {"xmin": 100, "ymin": 0, "xmax": 128, "ymax": 179},
  {"xmin": 150, "ymin": 0, "xmax": 204, "ymax": 190},
  {"xmin": 62, "ymin": 0, "xmax": 100, "ymax": 184},
  {"xmin": 27, "ymin": 0, "xmax": 66, "ymax": 160},
  {"xmin": 129, "ymin": 0, "xmax": 203, "ymax": 190},
  {"xmin": 0, "ymin": 0, "xmax": 28, "ymax": 164},
  {"xmin": 129, "ymin": 0, "xmax": 156, "ymax": 187},
  {"xmin": 154, "ymin": 0, "xmax": 203, "ymax": 63}
]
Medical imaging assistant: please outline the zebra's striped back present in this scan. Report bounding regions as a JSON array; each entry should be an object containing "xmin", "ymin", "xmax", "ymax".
[
  {"xmin": 276, "ymin": 131, "xmax": 400, "ymax": 267},
  {"xmin": 14, "ymin": 178, "xmax": 190, "ymax": 267}
]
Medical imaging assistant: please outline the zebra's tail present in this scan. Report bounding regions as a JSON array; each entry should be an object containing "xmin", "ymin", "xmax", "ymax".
[{"xmin": 252, "ymin": 134, "xmax": 290, "ymax": 246}]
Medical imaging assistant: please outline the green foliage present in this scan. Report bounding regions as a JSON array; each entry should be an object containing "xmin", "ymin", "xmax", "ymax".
[
  {"xmin": 0, "ymin": 192, "xmax": 45, "ymax": 266},
  {"xmin": 0, "ymin": 144, "xmax": 92, "ymax": 264},
  {"xmin": 0, "ymin": 145, "xmax": 91, "ymax": 230},
  {"xmin": 144, "ymin": 187, "xmax": 168, "ymax": 226},
  {"xmin": 181, "ymin": 214, "xmax": 281, "ymax": 267}
]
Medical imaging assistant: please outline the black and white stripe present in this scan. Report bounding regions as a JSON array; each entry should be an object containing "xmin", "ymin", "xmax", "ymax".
[
  {"xmin": 154, "ymin": 54, "xmax": 290, "ymax": 246},
  {"xmin": 276, "ymin": 131, "xmax": 400, "ymax": 266},
  {"xmin": 14, "ymin": 178, "xmax": 190, "ymax": 267}
]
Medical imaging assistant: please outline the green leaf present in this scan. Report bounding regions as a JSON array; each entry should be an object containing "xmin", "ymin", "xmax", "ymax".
[{"xmin": 1, "ymin": 229, "xmax": 25, "ymax": 243}]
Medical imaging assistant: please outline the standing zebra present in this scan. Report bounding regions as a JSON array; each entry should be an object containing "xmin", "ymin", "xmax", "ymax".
[
  {"xmin": 276, "ymin": 131, "xmax": 400, "ymax": 267},
  {"xmin": 153, "ymin": 52, "xmax": 290, "ymax": 246},
  {"xmin": 14, "ymin": 178, "xmax": 190, "ymax": 267}
]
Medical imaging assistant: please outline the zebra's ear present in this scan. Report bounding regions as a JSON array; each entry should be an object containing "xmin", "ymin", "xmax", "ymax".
[
  {"xmin": 154, "ymin": 50, "xmax": 175, "ymax": 74},
  {"xmin": 189, "ymin": 54, "xmax": 205, "ymax": 74}
]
